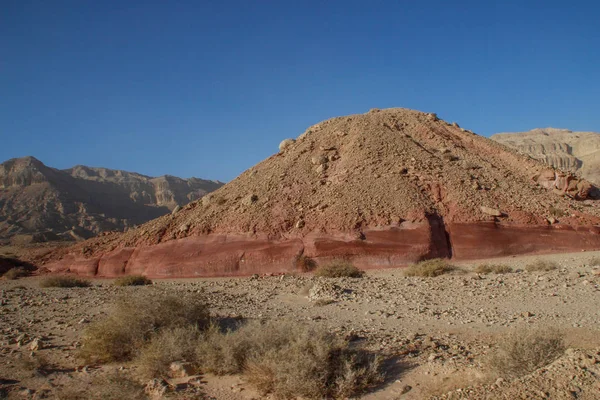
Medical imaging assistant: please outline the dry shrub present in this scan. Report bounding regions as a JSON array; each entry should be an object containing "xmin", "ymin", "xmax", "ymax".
[
  {"xmin": 197, "ymin": 320, "xmax": 383, "ymax": 399},
  {"xmin": 525, "ymin": 260, "xmax": 558, "ymax": 272},
  {"xmin": 137, "ymin": 326, "xmax": 200, "ymax": 379},
  {"xmin": 404, "ymin": 259, "xmax": 456, "ymax": 277},
  {"xmin": 113, "ymin": 275, "xmax": 152, "ymax": 286},
  {"xmin": 40, "ymin": 276, "xmax": 91, "ymax": 288},
  {"xmin": 3, "ymin": 267, "xmax": 30, "ymax": 280},
  {"xmin": 314, "ymin": 260, "xmax": 364, "ymax": 278},
  {"xmin": 79, "ymin": 292, "xmax": 209, "ymax": 363},
  {"xmin": 295, "ymin": 254, "xmax": 317, "ymax": 272},
  {"xmin": 489, "ymin": 328, "xmax": 565, "ymax": 378},
  {"xmin": 16, "ymin": 353, "xmax": 50, "ymax": 373},
  {"xmin": 475, "ymin": 264, "xmax": 513, "ymax": 274}
]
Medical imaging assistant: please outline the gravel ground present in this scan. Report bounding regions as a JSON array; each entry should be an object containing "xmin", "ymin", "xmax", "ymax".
[{"xmin": 1, "ymin": 250, "xmax": 599, "ymax": 399}]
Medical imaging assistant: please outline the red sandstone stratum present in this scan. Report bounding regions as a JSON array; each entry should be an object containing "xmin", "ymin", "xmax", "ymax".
[{"xmin": 41, "ymin": 108, "xmax": 600, "ymax": 277}]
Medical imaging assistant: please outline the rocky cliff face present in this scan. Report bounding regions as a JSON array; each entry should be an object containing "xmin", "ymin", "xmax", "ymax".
[
  {"xmin": 0, "ymin": 157, "xmax": 223, "ymax": 243},
  {"xmin": 491, "ymin": 128, "xmax": 600, "ymax": 186}
]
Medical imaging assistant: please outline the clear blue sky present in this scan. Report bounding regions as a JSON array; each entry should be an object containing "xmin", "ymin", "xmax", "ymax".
[{"xmin": 2, "ymin": 1, "xmax": 599, "ymax": 182}]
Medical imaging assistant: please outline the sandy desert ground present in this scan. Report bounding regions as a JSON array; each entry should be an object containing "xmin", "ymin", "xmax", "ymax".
[{"xmin": 1, "ymin": 250, "xmax": 599, "ymax": 399}]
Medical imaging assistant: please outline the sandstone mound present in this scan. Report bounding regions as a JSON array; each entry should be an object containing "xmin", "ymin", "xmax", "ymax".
[
  {"xmin": 43, "ymin": 109, "xmax": 600, "ymax": 277},
  {"xmin": 0, "ymin": 156, "xmax": 223, "ymax": 243},
  {"xmin": 492, "ymin": 128, "xmax": 600, "ymax": 186}
]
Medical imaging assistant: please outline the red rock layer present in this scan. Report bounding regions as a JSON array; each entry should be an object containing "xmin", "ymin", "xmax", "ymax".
[{"xmin": 44, "ymin": 220, "xmax": 600, "ymax": 278}]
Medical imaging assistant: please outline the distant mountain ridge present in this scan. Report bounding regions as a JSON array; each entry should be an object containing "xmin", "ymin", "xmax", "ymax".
[
  {"xmin": 0, "ymin": 156, "xmax": 223, "ymax": 244},
  {"xmin": 491, "ymin": 128, "xmax": 600, "ymax": 186}
]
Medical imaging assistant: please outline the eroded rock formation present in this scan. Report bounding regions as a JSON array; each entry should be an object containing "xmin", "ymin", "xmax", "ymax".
[{"xmin": 41, "ymin": 109, "xmax": 600, "ymax": 277}]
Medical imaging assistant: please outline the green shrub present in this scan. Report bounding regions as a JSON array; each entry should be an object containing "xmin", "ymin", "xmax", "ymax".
[
  {"xmin": 79, "ymin": 292, "xmax": 209, "ymax": 363},
  {"xmin": 404, "ymin": 259, "xmax": 456, "ymax": 277},
  {"xmin": 113, "ymin": 275, "xmax": 152, "ymax": 287},
  {"xmin": 525, "ymin": 260, "xmax": 558, "ymax": 272},
  {"xmin": 314, "ymin": 260, "xmax": 364, "ymax": 278},
  {"xmin": 489, "ymin": 328, "xmax": 565, "ymax": 378},
  {"xmin": 196, "ymin": 320, "xmax": 383, "ymax": 399},
  {"xmin": 39, "ymin": 276, "xmax": 91, "ymax": 288},
  {"xmin": 475, "ymin": 264, "xmax": 513, "ymax": 274},
  {"xmin": 3, "ymin": 267, "xmax": 30, "ymax": 280}
]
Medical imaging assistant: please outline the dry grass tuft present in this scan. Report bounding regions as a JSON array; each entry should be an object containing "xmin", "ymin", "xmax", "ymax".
[
  {"xmin": 39, "ymin": 276, "xmax": 91, "ymax": 288},
  {"xmin": 79, "ymin": 292, "xmax": 209, "ymax": 363},
  {"xmin": 196, "ymin": 320, "xmax": 383, "ymax": 399},
  {"xmin": 475, "ymin": 264, "xmax": 513, "ymax": 274},
  {"xmin": 525, "ymin": 260, "xmax": 558, "ymax": 272},
  {"xmin": 137, "ymin": 326, "xmax": 200, "ymax": 379},
  {"xmin": 314, "ymin": 260, "xmax": 364, "ymax": 278},
  {"xmin": 404, "ymin": 259, "xmax": 457, "ymax": 277},
  {"xmin": 3, "ymin": 267, "xmax": 30, "ymax": 280},
  {"xmin": 488, "ymin": 328, "xmax": 565, "ymax": 378},
  {"xmin": 295, "ymin": 254, "xmax": 317, "ymax": 272},
  {"xmin": 113, "ymin": 275, "xmax": 152, "ymax": 287}
]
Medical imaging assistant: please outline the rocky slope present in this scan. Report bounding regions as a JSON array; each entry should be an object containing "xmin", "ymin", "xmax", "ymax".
[
  {"xmin": 491, "ymin": 128, "xmax": 600, "ymax": 186},
  {"xmin": 41, "ymin": 108, "xmax": 600, "ymax": 277},
  {"xmin": 0, "ymin": 157, "xmax": 223, "ymax": 244}
]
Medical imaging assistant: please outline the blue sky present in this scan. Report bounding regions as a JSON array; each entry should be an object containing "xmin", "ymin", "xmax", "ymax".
[{"xmin": 2, "ymin": 1, "xmax": 599, "ymax": 182}]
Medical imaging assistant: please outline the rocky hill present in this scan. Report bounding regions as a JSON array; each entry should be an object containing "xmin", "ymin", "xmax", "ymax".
[
  {"xmin": 491, "ymin": 128, "xmax": 600, "ymax": 185},
  {"xmin": 0, "ymin": 156, "xmax": 223, "ymax": 244},
  {"xmin": 43, "ymin": 108, "xmax": 600, "ymax": 278}
]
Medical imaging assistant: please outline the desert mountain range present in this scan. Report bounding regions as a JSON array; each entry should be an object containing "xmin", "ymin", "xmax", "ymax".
[
  {"xmin": 491, "ymin": 128, "xmax": 600, "ymax": 186},
  {"xmin": 42, "ymin": 108, "xmax": 600, "ymax": 277},
  {"xmin": 0, "ymin": 156, "xmax": 223, "ymax": 244}
]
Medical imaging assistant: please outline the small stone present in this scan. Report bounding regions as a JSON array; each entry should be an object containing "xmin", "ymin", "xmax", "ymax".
[
  {"xmin": 311, "ymin": 155, "xmax": 329, "ymax": 165},
  {"xmin": 480, "ymin": 206, "xmax": 502, "ymax": 217},
  {"xmin": 295, "ymin": 220, "xmax": 305, "ymax": 229},
  {"xmin": 145, "ymin": 379, "xmax": 169, "ymax": 399},
  {"xmin": 242, "ymin": 194, "xmax": 259, "ymax": 206},
  {"xmin": 28, "ymin": 338, "xmax": 42, "ymax": 351},
  {"xmin": 169, "ymin": 361, "xmax": 195, "ymax": 378},
  {"xmin": 279, "ymin": 138, "xmax": 295, "ymax": 152},
  {"xmin": 401, "ymin": 385, "xmax": 412, "ymax": 394}
]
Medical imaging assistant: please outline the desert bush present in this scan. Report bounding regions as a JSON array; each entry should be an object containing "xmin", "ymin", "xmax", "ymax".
[
  {"xmin": 295, "ymin": 254, "xmax": 317, "ymax": 272},
  {"xmin": 3, "ymin": 267, "xmax": 30, "ymax": 280},
  {"xmin": 475, "ymin": 264, "xmax": 513, "ymax": 274},
  {"xmin": 525, "ymin": 260, "xmax": 558, "ymax": 272},
  {"xmin": 489, "ymin": 328, "xmax": 565, "ymax": 378},
  {"xmin": 196, "ymin": 320, "xmax": 383, "ymax": 399},
  {"xmin": 404, "ymin": 258, "xmax": 457, "ymax": 277},
  {"xmin": 79, "ymin": 292, "xmax": 209, "ymax": 363},
  {"xmin": 137, "ymin": 326, "xmax": 200, "ymax": 379},
  {"xmin": 314, "ymin": 260, "xmax": 364, "ymax": 278},
  {"xmin": 113, "ymin": 275, "xmax": 152, "ymax": 287},
  {"xmin": 39, "ymin": 276, "xmax": 91, "ymax": 288}
]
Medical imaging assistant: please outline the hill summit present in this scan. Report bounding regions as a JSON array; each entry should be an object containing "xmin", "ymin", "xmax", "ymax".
[{"xmin": 45, "ymin": 108, "xmax": 600, "ymax": 277}]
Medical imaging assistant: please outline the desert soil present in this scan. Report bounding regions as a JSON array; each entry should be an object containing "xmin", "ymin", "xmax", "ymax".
[{"xmin": 1, "ymin": 250, "xmax": 600, "ymax": 399}]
